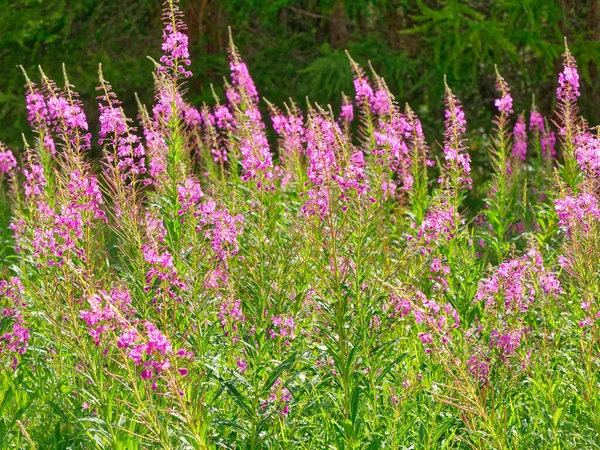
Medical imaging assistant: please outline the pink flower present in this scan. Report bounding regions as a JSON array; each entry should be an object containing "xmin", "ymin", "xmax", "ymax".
[
  {"xmin": 157, "ymin": 0, "xmax": 192, "ymax": 79},
  {"xmin": 557, "ymin": 46, "xmax": 580, "ymax": 103},
  {"xmin": 512, "ymin": 115, "xmax": 527, "ymax": 161},
  {"xmin": 443, "ymin": 83, "xmax": 471, "ymax": 187},
  {"xmin": 494, "ymin": 69, "xmax": 513, "ymax": 115},
  {"xmin": 555, "ymin": 192, "xmax": 600, "ymax": 233},
  {"xmin": 0, "ymin": 143, "xmax": 17, "ymax": 177},
  {"xmin": 530, "ymin": 111, "xmax": 545, "ymax": 133},
  {"xmin": 339, "ymin": 95, "xmax": 354, "ymax": 123}
]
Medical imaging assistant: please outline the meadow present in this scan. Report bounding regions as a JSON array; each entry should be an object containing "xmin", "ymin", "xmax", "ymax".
[{"xmin": 0, "ymin": 1, "xmax": 599, "ymax": 448}]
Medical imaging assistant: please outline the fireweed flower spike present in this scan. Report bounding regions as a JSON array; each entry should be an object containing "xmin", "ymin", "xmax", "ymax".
[
  {"xmin": 97, "ymin": 65, "xmax": 146, "ymax": 218},
  {"xmin": 367, "ymin": 62, "xmax": 394, "ymax": 117},
  {"xmin": 269, "ymin": 100, "xmax": 306, "ymax": 186},
  {"xmin": 494, "ymin": 67, "xmax": 513, "ymax": 116},
  {"xmin": 21, "ymin": 67, "xmax": 57, "ymax": 157},
  {"xmin": 0, "ymin": 278, "xmax": 29, "ymax": 370},
  {"xmin": 348, "ymin": 54, "xmax": 391, "ymax": 118},
  {"xmin": 142, "ymin": 0, "xmax": 193, "ymax": 192},
  {"xmin": 195, "ymin": 101, "xmax": 229, "ymax": 184},
  {"xmin": 302, "ymin": 106, "xmax": 371, "ymax": 217},
  {"xmin": 556, "ymin": 38, "xmax": 582, "ymax": 188},
  {"xmin": 530, "ymin": 109, "xmax": 556, "ymax": 161},
  {"xmin": 557, "ymin": 39, "xmax": 580, "ymax": 107},
  {"xmin": 158, "ymin": 0, "xmax": 192, "ymax": 80},
  {"xmin": 349, "ymin": 55, "xmax": 375, "ymax": 111},
  {"xmin": 339, "ymin": 92, "xmax": 354, "ymax": 126},
  {"xmin": 302, "ymin": 107, "xmax": 341, "ymax": 217},
  {"xmin": 574, "ymin": 129, "xmax": 600, "ymax": 177},
  {"xmin": 0, "ymin": 142, "xmax": 17, "ymax": 178},
  {"xmin": 442, "ymin": 77, "xmax": 472, "ymax": 208},
  {"xmin": 360, "ymin": 65, "xmax": 415, "ymax": 198},
  {"xmin": 372, "ymin": 108, "xmax": 413, "ymax": 197},
  {"xmin": 405, "ymin": 104, "xmax": 432, "ymax": 223},
  {"xmin": 39, "ymin": 65, "xmax": 92, "ymax": 162},
  {"xmin": 226, "ymin": 32, "xmax": 274, "ymax": 189},
  {"xmin": 483, "ymin": 67, "xmax": 517, "ymax": 261},
  {"xmin": 513, "ymin": 114, "xmax": 527, "ymax": 162}
]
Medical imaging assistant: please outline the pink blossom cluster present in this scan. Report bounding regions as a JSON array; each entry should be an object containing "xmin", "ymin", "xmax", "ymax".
[
  {"xmin": 373, "ymin": 114, "xmax": 413, "ymax": 194},
  {"xmin": 80, "ymin": 289, "xmax": 136, "ymax": 346},
  {"xmin": 229, "ymin": 58, "xmax": 259, "ymax": 106},
  {"xmin": 158, "ymin": 0, "xmax": 192, "ymax": 79},
  {"xmin": 494, "ymin": 72, "xmax": 513, "ymax": 115},
  {"xmin": 542, "ymin": 131, "xmax": 557, "ymax": 159},
  {"xmin": 127, "ymin": 321, "xmax": 192, "ymax": 387},
  {"xmin": 574, "ymin": 132, "xmax": 600, "ymax": 176},
  {"xmin": 443, "ymin": 86, "xmax": 472, "ymax": 187},
  {"xmin": 268, "ymin": 315, "xmax": 296, "ymax": 345},
  {"xmin": 152, "ymin": 83, "xmax": 185, "ymax": 123},
  {"xmin": 0, "ymin": 142, "xmax": 17, "ymax": 176},
  {"xmin": 80, "ymin": 289, "xmax": 191, "ymax": 389},
  {"xmin": 143, "ymin": 124, "xmax": 169, "ymax": 182},
  {"xmin": 512, "ymin": 114, "xmax": 527, "ymax": 161},
  {"xmin": 352, "ymin": 69, "xmax": 374, "ymax": 106},
  {"xmin": 199, "ymin": 105, "xmax": 229, "ymax": 164},
  {"xmin": 217, "ymin": 298, "xmax": 246, "ymax": 345},
  {"xmin": 182, "ymin": 103, "xmax": 202, "ymax": 130},
  {"xmin": 23, "ymin": 87, "xmax": 57, "ymax": 154},
  {"xmin": 302, "ymin": 113, "xmax": 343, "ymax": 216},
  {"xmin": 578, "ymin": 301, "xmax": 600, "ymax": 328},
  {"xmin": 238, "ymin": 113, "xmax": 274, "ymax": 186},
  {"xmin": 22, "ymin": 164, "xmax": 46, "ymax": 198},
  {"xmin": 429, "ymin": 257, "xmax": 451, "ymax": 292},
  {"xmin": 11, "ymin": 201, "xmax": 80, "ymax": 266},
  {"xmin": 197, "ymin": 200, "xmax": 244, "ymax": 261},
  {"xmin": 97, "ymin": 83, "xmax": 146, "ymax": 181},
  {"xmin": 226, "ymin": 50, "xmax": 274, "ymax": 187},
  {"xmin": 25, "ymin": 89, "xmax": 49, "ymax": 129},
  {"xmin": 12, "ymin": 166, "xmax": 105, "ymax": 267},
  {"xmin": 351, "ymin": 67, "xmax": 390, "ymax": 116},
  {"xmin": 370, "ymin": 295, "xmax": 411, "ymax": 331},
  {"xmin": 416, "ymin": 203, "xmax": 456, "ymax": 251},
  {"xmin": 555, "ymin": 192, "xmax": 600, "ymax": 233},
  {"xmin": 67, "ymin": 170, "xmax": 106, "ymax": 222},
  {"xmin": 270, "ymin": 106, "xmax": 306, "ymax": 166},
  {"xmin": 174, "ymin": 177, "xmax": 243, "ymax": 261},
  {"xmin": 412, "ymin": 291, "xmax": 460, "ymax": 353},
  {"xmin": 382, "ymin": 296, "xmax": 411, "ymax": 322},
  {"xmin": 468, "ymin": 250, "xmax": 561, "ymax": 381},
  {"xmin": 302, "ymin": 112, "xmax": 371, "ymax": 217},
  {"xmin": 530, "ymin": 111, "xmax": 545, "ymax": 133},
  {"xmin": 261, "ymin": 378, "xmax": 291, "ymax": 417},
  {"xmin": 339, "ymin": 94, "xmax": 354, "ymax": 123},
  {"xmin": 467, "ymin": 350, "xmax": 490, "ymax": 384},
  {"xmin": 142, "ymin": 211, "xmax": 186, "ymax": 302},
  {"xmin": 476, "ymin": 258, "xmax": 533, "ymax": 313},
  {"xmin": 526, "ymin": 248, "xmax": 562, "ymax": 297},
  {"xmin": 336, "ymin": 149, "xmax": 372, "ymax": 205},
  {"xmin": 0, "ymin": 278, "xmax": 29, "ymax": 370},
  {"xmin": 213, "ymin": 104, "xmax": 235, "ymax": 130},
  {"xmin": 45, "ymin": 84, "xmax": 92, "ymax": 151},
  {"xmin": 557, "ymin": 48, "xmax": 580, "ymax": 103},
  {"xmin": 530, "ymin": 111, "xmax": 556, "ymax": 159},
  {"xmin": 177, "ymin": 177, "xmax": 204, "ymax": 216}
]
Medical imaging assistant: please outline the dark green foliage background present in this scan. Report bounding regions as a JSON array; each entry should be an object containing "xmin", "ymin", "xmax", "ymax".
[{"xmin": 2, "ymin": 0, "xmax": 600, "ymax": 153}]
